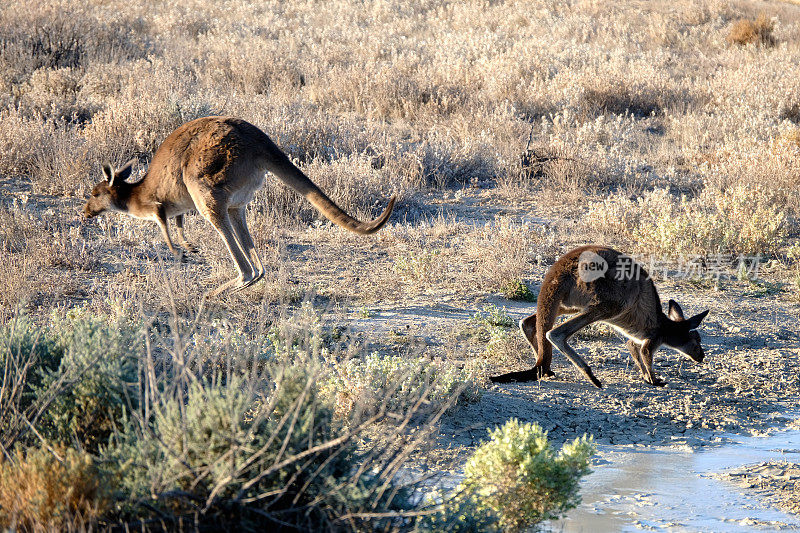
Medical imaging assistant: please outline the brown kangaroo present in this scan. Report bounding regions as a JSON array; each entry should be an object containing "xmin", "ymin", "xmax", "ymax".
[
  {"xmin": 83, "ymin": 116, "xmax": 395, "ymax": 296},
  {"xmin": 490, "ymin": 245, "xmax": 709, "ymax": 388}
]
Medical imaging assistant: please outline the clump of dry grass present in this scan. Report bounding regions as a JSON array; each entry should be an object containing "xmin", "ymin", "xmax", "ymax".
[
  {"xmin": 727, "ymin": 13, "xmax": 776, "ymax": 46},
  {"xmin": 0, "ymin": 446, "xmax": 111, "ymax": 530},
  {"xmin": 382, "ymin": 215, "xmax": 556, "ymax": 300},
  {"xmin": 470, "ymin": 217, "xmax": 537, "ymax": 292},
  {"xmin": 498, "ymin": 138, "xmax": 593, "ymax": 206},
  {"xmin": 0, "ymin": 204, "xmax": 43, "ymax": 318},
  {"xmin": 582, "ymin": 80, "xmax": 666, "ymax": 119}
]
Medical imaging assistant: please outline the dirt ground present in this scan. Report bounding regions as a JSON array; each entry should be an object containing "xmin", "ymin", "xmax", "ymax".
[
  {"xmin": 344, "ymin": 190, "xmax": 800, "ymax": 447},
  {"xmin": 3, "ymin": 179, "xmax": 800, "ymax": 516}
]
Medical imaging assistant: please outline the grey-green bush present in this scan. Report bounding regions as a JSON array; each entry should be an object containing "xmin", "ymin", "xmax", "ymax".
[
  {"xmin": 36, "ymin": 311, "xmax": 140, "ymax": 453},
  {"xmin": 104, "ymin": 358, "xmax": 417, "ymax": 529},
  {"xmin": 458, "ymin": 418, "xmax": 594, "ymax": 532}
]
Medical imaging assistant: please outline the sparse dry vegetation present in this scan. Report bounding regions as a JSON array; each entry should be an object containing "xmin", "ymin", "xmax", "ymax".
[
  {"xmin": 2, "ymin": 0, "xmax": 800, "ymax": 528},
  {"xmin": 727, "ymin": 13, "xmax": 777, "ymax": 46},
  {"xmin": 0, "ymin": 446, "xmax": 111, "ymax": 530}
]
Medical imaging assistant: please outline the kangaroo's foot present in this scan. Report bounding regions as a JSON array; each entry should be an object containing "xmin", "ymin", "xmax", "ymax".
[
  {"xmin": 490, "ymin": 366, "xmax": 554, "ymax": 383},
  {"xmin": 182, "ymin": 243, "xmax": 199, "ymax": 253},
  {"xmin": 644, "ymin": 376, "xmax": 666, "ymax": 387},
  {"xmin": 231, "ymin": 273, "xmax": 259, "ymax": 293},
  {"xmin": 207, "ymin": 273, "xmax": 257, "ymax": 298},
  {"xmin": 167, "ymin": 245, "xmax": 198, "ymax": 263}
]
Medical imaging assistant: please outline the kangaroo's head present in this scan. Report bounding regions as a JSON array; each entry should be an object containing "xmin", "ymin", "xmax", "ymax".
[
  {"xmin": 662, "ymin": 299, "xmax": 709, "ymax": 362},
  {"xmin": 83, "ymin": 160, "xmax": 136, "ymax": 218}
]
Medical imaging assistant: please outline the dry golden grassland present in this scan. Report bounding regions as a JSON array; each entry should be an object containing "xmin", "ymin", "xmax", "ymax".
[
  {"xmin": 0, "ymin": 0, "xmax": 798, "ymax": 320},
  {"xmin": 1, "ymin": 0, "xmax": 800, "ymax": 528}
]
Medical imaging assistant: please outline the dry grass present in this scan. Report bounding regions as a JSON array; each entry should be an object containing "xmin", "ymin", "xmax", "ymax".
[
  {"xmin": 584, "ymin": 185, "xmax": 789, "ymax": 257},
  {"xmin": 0, "ymin": 0, "xmax": 795, "ymax": 319},
  {"xmin": 727, "ymin": 13, "xmax": 777, "ymax": 46},
  {"xmin": 0, "ymin": 446, "xmax": 110, "ymax": 530}
]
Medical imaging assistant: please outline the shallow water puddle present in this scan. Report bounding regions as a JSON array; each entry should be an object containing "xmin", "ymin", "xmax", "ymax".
[{"xmin": 549, "ymin": 428, "xmax": 800, "ymax": 532}]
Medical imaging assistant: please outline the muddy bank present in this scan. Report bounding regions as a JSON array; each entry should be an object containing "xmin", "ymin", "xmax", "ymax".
[
  {"xmin": 552, "ymin": 435, "xmax": 800, "ymax": 532},
  {"xmin": 715, "ymin": 461, "xmax": 800, "ymax": 517}
]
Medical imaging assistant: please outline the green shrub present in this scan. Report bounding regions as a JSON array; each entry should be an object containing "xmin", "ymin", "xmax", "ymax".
[
  {"xmin": 458, "ymin": 419, "xmax": 594, "ymax": 532},
  {"xmin": 0, "ymin": 316, "xmax": 63, "ymax": 424},
  {"xmin": 457, "ymin": 305, "xmax": 526, "ymax": 369},
  {"xmin": 585, "ymin": 186, "xmax": 788, "ymax": 257},
  {"xmin": 37, "ymin": 311, "xmax": 139, "ymax": 453},
  {"xmin": 0, "ymin": 307, "xmax": 490, "ymax": 531},
  {"xmin": 106, "ymin": 365, "xmax": 416, "ymax": 528},
  {"xmin": 326, "ymin": 352, "xmax": 482, "ymax": 418},
  {"xmin": 473, "ymin": 304, "xmax": 515, "ymax": 329},
  {"xmin": 500, "ymin": 279, "xmax": 537, "ymax": 302},
  {"xmin": 418, "ymin": 491, "xmax": 500, "ymax": 532},
  {"xmin": 0, "ymin": 310, "xmax": 139, "ymax": 453}
]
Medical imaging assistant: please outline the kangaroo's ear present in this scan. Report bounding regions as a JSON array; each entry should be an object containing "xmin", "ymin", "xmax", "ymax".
[
  {"xmin": 116, "ymin": 158, "xmax": 136, "ymax": 182},
  {"xmin": 667, "ymin": 299, "xmax": 685, "ymax": 321},
  {"xmin": 102, "ymin": 163, "xmax": 114, "ymax": 183},
  {"xmin": 686, "ymin": 309, "xmax": 709, "ymax": 330}
]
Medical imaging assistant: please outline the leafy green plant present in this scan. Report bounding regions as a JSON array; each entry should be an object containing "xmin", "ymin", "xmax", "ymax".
[
  {"xmin": 473, "ymin": 304, "xmax": 515, "ymax": 329},
  {"xmin": 36, "ymin": 311, "xmax": 140, "ymax": 452},
  {"xmin": 500, "ymin": 279, "xmax": 537, "ymax": 302},
  {"xmin": 418, "ymin": 490, "xmax": 500, "ymax": 532},
  {"xmin": 457, "ymin": 305, "xmax": 526, "ymax": 368},
  {"xmin": 105, "ymin": 364, "xmax": 418, "ymax": 529},
  {"xmin": 0, "ymin": 316, "xmax": 63, "ymax": 439},
  {"xmin": 458, "ymin": 418, "xmax": 594, "ymax": 532},
  {"xmin": 459, "ymin": 305, "xmax": 515, "ymax": 345},
  {"xmin": 0, "ymin": 310, "xmax": 140, "ymax": 453}
]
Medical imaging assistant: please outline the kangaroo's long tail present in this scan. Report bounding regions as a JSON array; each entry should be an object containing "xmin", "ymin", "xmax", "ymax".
[{"xmin": 262, "ymin": 138, "xmax": 395, "ymax": 234}]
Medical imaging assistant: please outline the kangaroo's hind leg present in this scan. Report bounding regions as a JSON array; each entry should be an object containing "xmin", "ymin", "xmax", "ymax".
[
  {"xmin": 229, "ymin": 206, "xmax": 264, "ymax": 284},
  {"xmin": 490, "ymin": 314, "xmax": 547, "ymax": 384},
  {"xmin": 189, "ymin": 185, "xmax": 256, "ymax": 296},
  {"xmin": 546, "ymin": 307, "xmax": 608, "ymax": 389},
  {"xmin": 490, "ymin": 305, "xmax": 578, "ymax": 384},
  {"xmin": 520, "ymin": 313, "xmax": 555, "ymax": 378},
  {"xmin": 206, "ymin": 210, "xmax": 259, "ymax": 296}
]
